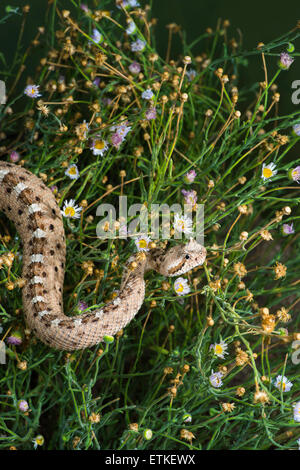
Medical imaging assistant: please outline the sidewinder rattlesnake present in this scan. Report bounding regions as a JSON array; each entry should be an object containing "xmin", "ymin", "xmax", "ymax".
[{"xmin": 0, "ymin": 161, "xmax": 206, "ymax": 350}]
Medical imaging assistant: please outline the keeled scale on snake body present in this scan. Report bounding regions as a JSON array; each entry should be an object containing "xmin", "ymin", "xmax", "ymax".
[{"xmin": 0, "ymin": 161, "xmax": 206, "ymax": 351}]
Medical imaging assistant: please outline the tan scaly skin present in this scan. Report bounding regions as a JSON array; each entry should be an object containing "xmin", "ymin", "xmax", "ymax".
[{"xmin": 0, "ymin": 161, "xmax": 206, "ymax": 350}]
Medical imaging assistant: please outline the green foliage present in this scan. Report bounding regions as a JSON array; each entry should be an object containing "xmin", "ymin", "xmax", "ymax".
[{"xmin": 0, "ymin": 0, "xmax": 300, "ymax": 450}]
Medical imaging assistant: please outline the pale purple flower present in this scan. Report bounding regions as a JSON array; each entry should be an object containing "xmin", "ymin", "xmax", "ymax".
[
  {"xmin": 131, "ymin": 39, "xmax": 146, "ymax": 52},
  {"xmin": 184, "ymin": 169, "xmax": 197, "ymax": 183},
  {"xmin": 289, "ymin": 166, "xmax": 300, "ymax": 183},
  {"xmin": 129, "ymin": 61, "xmax": 141, "ymax": 74},
  {"xmin": 103, "ymin": 97, "xmax": 112, "ymax": 106},
  {"xmin": 293, "ymin": 402, "xmax": 300, "ymax": 423},
  {"xmin": 182, "ymin": 189, "xmax": 197, "ymax": 206},
  {"xmin": 24, "ymin": 84, "xmax": 41, "ymax": 98},
  {"xmin": 50, "ymin": 185, "xmax": 58, "ymax": 193},
  {"xmin": 110, "ymin": 122, "xmax": 131, "ymax": 148},
  {"xmin": 209, "ymin": 370, "xmax": 223, "ymax": 388},
  {"xmin": 10, "ymin": 151, "xmax": 20, "ymax": 162},
  {"xmin": 282, "ymin": 223, "xmax": 295, "ymax": 235},
  {"xmin": 80, "ymin": 4, "xmax": 89, "ymax": 12},
  {"xmin": 77, "ymin": 301, "xmax": 88, "ymax": 311},
  {"xmin": 111, "ymin": 133, "xmax": 123, "ymax": 148},
  {"xmin": 145, "ymin": 107, "xmax": 156, "ymax": 120},
  {"xmin": 117, "ymin": 0, "xmax": 140, "ymax": 8},
  {"xmin": 93, "ymin": 77, "xmax": 100, "ymax": 87},
  {"xmin": 293, "ymin": 124, "xmax": 300, "ymax": 136},
  {"xmin": 186, "ymin": 69, "xmax": 197, "ymax": 81},
  {"xmin": 126, "ymin": 21, "xmax": 137, "ymax": 35},
  {"xmin": 18, "ymin": 400, "xmax": 29, "ymax": 412},
  {"xmin": 7, "ymin": 331, "xmax": 22, "ymax": 346},
  {"xmin": 90, "ymin": 29, "xmax": 102, "ymax": 44},
  {"xmin": 142, "ymin": 89, "xmax": 154, "ymax": 100},
  {"xmin": 182, "ymin": 413, "xmax": 192, "ymax": 423},
  {"xmin": 119, "ymin": 224, "xmax": 128, "ymax": 237},
  {"xmin": 279, "ymin": 52, "xmax": 294, "ymax": 70},
  {"xmin": 110, "ymin": 123, "xmax": 131, "ymax": 138}
]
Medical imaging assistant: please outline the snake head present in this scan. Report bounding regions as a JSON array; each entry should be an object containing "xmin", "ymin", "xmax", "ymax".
[{"xmin": 157, "ymin": 238, "xmax": 206, "ymax": 277}]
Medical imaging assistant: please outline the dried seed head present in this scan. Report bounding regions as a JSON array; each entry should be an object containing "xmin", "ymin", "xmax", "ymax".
[
  {"xmin": 236, "ymin": 387, "xmax": 246, "ymax": 397},
  {"xmin": 253, "ymin": 390, "xmax": 269, "ymax": 404}
]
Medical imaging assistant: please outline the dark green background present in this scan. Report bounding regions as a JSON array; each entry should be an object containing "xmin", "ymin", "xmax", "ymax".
[{"xmin": 1, "ymin": 0, "xmax": 299, "ymax": 115}]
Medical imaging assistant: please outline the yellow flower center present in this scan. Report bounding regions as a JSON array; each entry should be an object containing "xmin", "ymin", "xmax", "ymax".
[
  {"xmin": 65, "ymin": 207, "xmax": 75, "ymax": 217},
  {"xmin": 138, "ymin": 239, "xmax": 147, "ymax": 249},
  {"xmin": 177, "ymin": 283, "xmax": 184, "ymax": 292},
  {"xmin": 281, "ymin": 382, "xmax": 286, "ymax": 391},
  {"xmin": 68, "ymin": 167, "xmax": 77, "ymax": 175},
  {"xmin": 215, "ymin": 345, "xmax": 223, "ymax": 354},
  {"xmin": 263, "ymin": 168, "xmax": 273, "ymax": 178},
  {"xmin": 94, "ymin": 139, "xmax": 105, "ymax": 150}
]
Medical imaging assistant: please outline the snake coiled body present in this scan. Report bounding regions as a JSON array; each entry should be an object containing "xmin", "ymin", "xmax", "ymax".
[{"xmin": 0, "ymin": 161, "xmax": 206, "ymax": 350}]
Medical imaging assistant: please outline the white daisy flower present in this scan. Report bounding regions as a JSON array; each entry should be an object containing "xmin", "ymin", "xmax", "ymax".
[
  {"xmin": 90, "ymin": 136, "xmax": 108, "ymax": 156},
  {"xmin": 209, "ymin": 370, "xmax": 223, "ymax": 388},
  {"xmin": 261, "ymin": 162, "xmax": 277, "ymax": 181},
  {"xmin": 210, "ymin": 340, "xmax": 228, "ymax": 359},
  {"xmin": 293, "ymin": 402, "xmax": 300, "ymax": 422},
  {"xmin": 24, "ymin": 84, "xmax": 41, "ymax": 98},
  {"xmin": 61, "ymin": 199, "xmax": 82, "ymax": 219},
  {"xmin": 135, "ymin": 235, "xmax": 152, "ymax": 252},
  {"xmin": 65, "ymin": 164, "xmax": 79, "ymax": 180},
  {"xmin": 174, "ymin": 277, "xmax": 190, "ymax": 296},
  {"xmin": 173, "ymin": 213, "xmax": 193, "ymax": 236},
  {"xmin": 274, "ymin": 374, "xmax": 293, "ymax": 392},
  {"xmin": 32, "ymin": 435, "xmax": 44, "ymax": 449}
]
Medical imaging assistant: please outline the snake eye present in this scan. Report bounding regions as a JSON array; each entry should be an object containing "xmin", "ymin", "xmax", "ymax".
[{"xmin": 185, "ymin": 254, "xmax": 190, "ymax": 260}]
